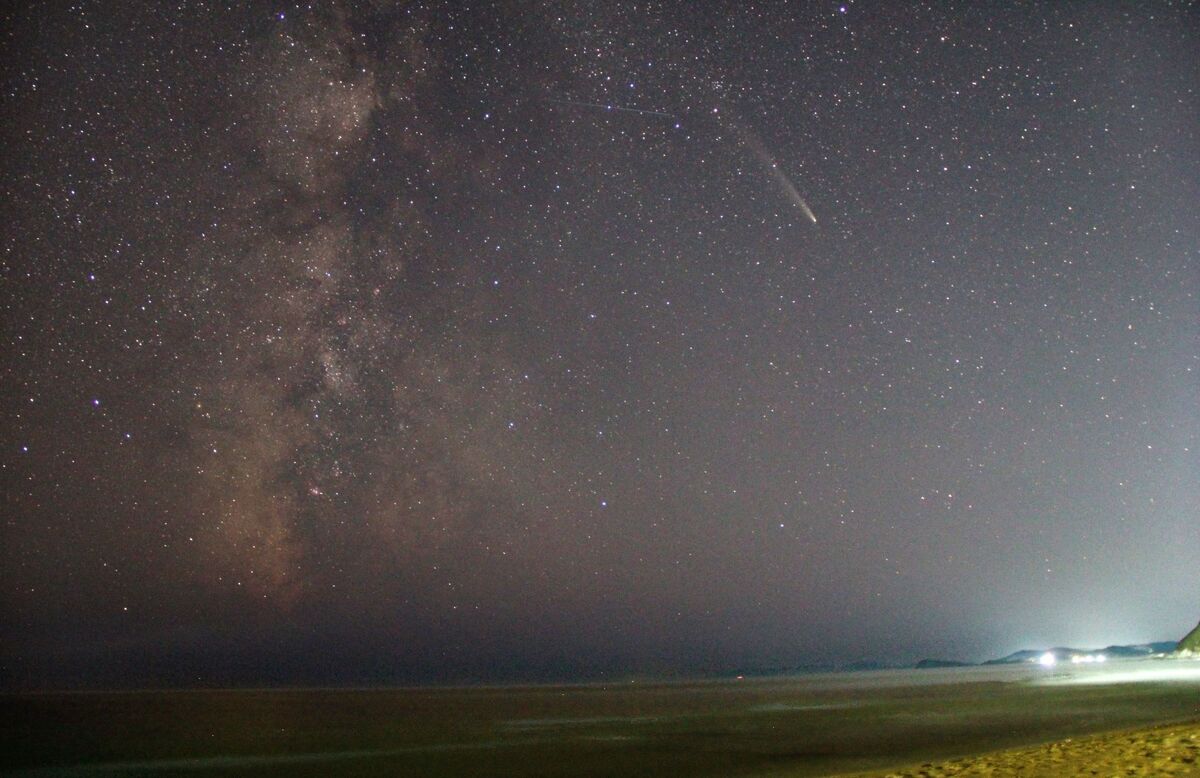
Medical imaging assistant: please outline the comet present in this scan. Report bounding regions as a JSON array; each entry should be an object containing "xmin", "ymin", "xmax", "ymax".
[
  {"xmin": 543, "ymin": 93, "xmax": 816, "ymax": 224},
  {"xmin": 733, "ymin": 125, "xmax": 818, "ymax": 224}
]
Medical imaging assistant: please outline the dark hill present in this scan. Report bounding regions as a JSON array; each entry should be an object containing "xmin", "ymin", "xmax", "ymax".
[
  {"xmin": 1103, "ymin": 642, "xmax": 1178, "ymax": 657},
  {"xmin": 1178, "ymin": 621, "xmax": 1200, "ymax": 653},
  {"xmin": 915, "ymin": 659, "xmax": 971, "ymax": 669}
]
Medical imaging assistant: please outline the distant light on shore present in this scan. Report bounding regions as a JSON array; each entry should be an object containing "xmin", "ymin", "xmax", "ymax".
[
  {"xmin": 1070, "ymin": 653, "xmax": 1106, "ymax": 664},
  {"xmin": 1038, "ymin": 652, "xmax": 1057, "ymax": 667}
]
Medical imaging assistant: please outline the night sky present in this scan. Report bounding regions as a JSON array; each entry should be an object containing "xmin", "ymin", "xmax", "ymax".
[{"xmin": 2, "ymin": 2, "xmax": 1197, "ymax": 689}]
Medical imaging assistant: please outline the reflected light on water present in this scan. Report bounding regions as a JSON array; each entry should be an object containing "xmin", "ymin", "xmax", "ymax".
[{"xmin": 1035, "ymin": 658, "xmax": 1200, "ymax": 686}]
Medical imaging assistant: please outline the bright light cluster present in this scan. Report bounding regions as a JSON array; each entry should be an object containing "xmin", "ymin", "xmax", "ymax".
[
  {"xmin": 1070, "ymin": 653, "xmax": 1107, "ymax": 664},
  {"xmin": 1036, "ymin": 651, "xmax": 1109, "ymax": 668}
]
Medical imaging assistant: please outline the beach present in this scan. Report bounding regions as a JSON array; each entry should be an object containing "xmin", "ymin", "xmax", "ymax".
[
  {"xmin": 6, "ymin": 660, "xmax": 1200, "ymax": 776},
  {"xmin": 851, "ymin": 720, "xmax": 1200, "ymax": 777}
]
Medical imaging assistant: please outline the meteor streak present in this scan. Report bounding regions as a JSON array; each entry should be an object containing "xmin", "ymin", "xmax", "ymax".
[{"xmin": 544, "ymin": 96, "xmax": 678, "ymax": 121}]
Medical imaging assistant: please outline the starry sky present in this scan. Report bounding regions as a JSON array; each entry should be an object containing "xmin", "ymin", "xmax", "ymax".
[{"xmin": 2, "ymin": 2, "xmax": 1197, "ymax": 689}]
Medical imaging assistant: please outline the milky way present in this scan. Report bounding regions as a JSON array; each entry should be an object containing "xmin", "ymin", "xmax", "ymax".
[{"xmin": 2, "ymin": 3, "xmax": 1197, "ymax": 687}]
